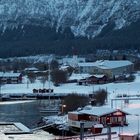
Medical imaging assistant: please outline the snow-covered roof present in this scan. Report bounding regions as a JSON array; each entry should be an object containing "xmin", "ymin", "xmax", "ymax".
[
  {"xmin": 59, "ymin": 65, "xmax": 70, "ymax": 70},
  {"xmin": 97, "ymin": 60, "xmax": 133, "ymax": 69},
  {"xmin": 69, "ymin": 73, "xmax": 91, "ymax": 80},
  {"xmin": 92, "ymin": 124, "xmax": 103, "ymax": 128},
  {"xmin": 78, "ymin": 62, "xmax": 99, "ymax": 67},
  {"xmin": 92, "ymin": 74, "xmax": 105, "ymax": 78},
  {"xmin": 24, "ymin": 67, "xmax": 38, "ymax": 71},
  {"xmin": 119, "ymin": 132, "xmax": 137, "ymax": 136},
  {"xmin": 78, "ymin": 60, "xmax": 133, "ymax": 69},
  {"xmin": 78, "ymin": 106, "xmax": 129, "ymax": 117},
  {"xmin": 0, "ymin": 72, "xmax": 21, "ymax": 77}
]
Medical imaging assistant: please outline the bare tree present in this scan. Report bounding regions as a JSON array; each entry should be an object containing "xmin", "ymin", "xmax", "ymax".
[
  {"xmin": 27, "ymin": 72, "xmax": 36, "ymax": 83},
  {"xmin": 51, "ymin": 69, "xmax": 68, "ymax": 86},
  {"xmin": 62, "ymin": 93, "xmax": 89, "ymax": 113},
  {"xmin": 40, "ymin": 76, "xmax": 48, "ymax": 88}
]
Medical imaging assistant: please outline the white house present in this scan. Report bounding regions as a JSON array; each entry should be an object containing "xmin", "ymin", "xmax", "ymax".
[
  {"xmin": 78, "ymin": 60, "xmax": 133, "ymax": 78},
  {"xmin": 59, "ymin": 55, "xmax": 86, "ymax": 67}
]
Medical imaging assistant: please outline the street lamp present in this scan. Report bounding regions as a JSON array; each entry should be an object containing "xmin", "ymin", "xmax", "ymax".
[
  {"xmin": 61, "ymin": 104, "xmax": 66, "ymax": 115},
  {"xmin": 135, "ymin": 114, "xmax": 139, "ymax": 138},
  {"xmin": 114, "ymin": 88, "xmax": 117, "ymax": 108}
]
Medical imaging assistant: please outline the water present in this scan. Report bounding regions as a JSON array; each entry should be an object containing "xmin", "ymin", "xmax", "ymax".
[{"xmin": 0, "ymin": 100, "xmax": 59, "ymax": 129}]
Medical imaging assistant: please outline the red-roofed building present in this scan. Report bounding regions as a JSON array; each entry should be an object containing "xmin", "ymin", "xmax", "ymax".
[{"xmin": 68, "ymin": 106, "xmax": 129, "ymax": 130}]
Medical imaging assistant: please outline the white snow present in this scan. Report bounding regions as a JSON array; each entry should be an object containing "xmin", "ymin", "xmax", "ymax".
[
  {"xmin": 0, "ymin": 72, "xmax": 21, "ymax": 77},
  {"xmin": 1, "ymin": 72, "xmax": 140, "ymax": 139},
  {"xmin": 0, "ymin": 0, "xmax": 140, "ymax": 38}
]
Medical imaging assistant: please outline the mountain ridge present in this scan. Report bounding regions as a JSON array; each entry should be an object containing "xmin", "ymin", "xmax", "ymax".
[
  {"xmin": 0, "ymin": 0, "xmax": 140, "ymax": 57},
  {"xmin": 0, "ymin": 0, "xmax": 140, "ymax": 37}
]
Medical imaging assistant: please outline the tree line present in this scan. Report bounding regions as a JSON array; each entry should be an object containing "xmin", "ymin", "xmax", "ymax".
[{"xmin": 0, "ymin": 20, "xmax": 140, "ymax": 58}]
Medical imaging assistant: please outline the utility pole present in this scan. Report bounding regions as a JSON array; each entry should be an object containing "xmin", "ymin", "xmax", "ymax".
[
  {"xmin": 107, "ymin": 123, "xmax": 111, "ymax": 140},
  {"xmin": 0, "ymin": 79, "xmax": 1, "ymax": 95},
  {"xmin": 135, "ymin": 114, "xmax": 139, "ymax": 139},
  {"xmin": 80, "ymin": 122, "xmax": 84, "ymax": 140}
]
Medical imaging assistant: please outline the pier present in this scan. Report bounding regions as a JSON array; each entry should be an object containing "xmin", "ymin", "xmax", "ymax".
[
  {"xmin": 0, "ymin": 122, "xmax": 31, "ymax": 135},
  {"xmin": 0, "ymin": 93, "xmax": 69, "ymax": 101}
]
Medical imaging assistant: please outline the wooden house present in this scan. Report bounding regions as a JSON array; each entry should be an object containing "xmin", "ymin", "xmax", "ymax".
[
  {"xmin": 78, "ymin": 74, "xmax": 108, "ymax": 85},
  {"xmin": 87, "ymin": 75, "xmax": 108, "ymax": 84},
  {"xmin": 68, "ymin": 106, "xmax": 129, "ymax": 130},
  {"xmin": 0, "ymin": 72, "xmax": 22, "ymax": 84}
]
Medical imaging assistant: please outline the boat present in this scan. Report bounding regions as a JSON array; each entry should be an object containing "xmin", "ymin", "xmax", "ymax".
[
  {"xmin": 39, "ymin": 57, "xmax": 61, "ymax": 114},
  {"xmin": 40, "ymin": 108, "xmax": 60, "ymax": 113},
  {"xmin": 40, "ymin": 103, "xmax": 60, "ymax": 114}
]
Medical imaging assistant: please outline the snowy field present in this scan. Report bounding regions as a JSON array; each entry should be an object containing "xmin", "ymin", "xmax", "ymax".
[{"xmin": 1, "ymin": 73, "xmax": 140, "ymax": 139}]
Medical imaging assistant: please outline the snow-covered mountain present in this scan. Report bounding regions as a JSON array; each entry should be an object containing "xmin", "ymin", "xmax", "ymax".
[{"xmin": 0, "ymin": 0, "xmax": 140, "ymax": 38}]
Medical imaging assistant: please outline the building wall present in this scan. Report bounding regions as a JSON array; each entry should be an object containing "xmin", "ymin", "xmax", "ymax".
[
  {"xmin": 119, "ymin": 135, "xmax": 137, "ymax": 140},
  {"xmin": 78, "ymin": 63, "xmax": 133, "ymax": 78},
  {"xmin": 79, "ymin": 66, "xmax": 98, "ymax": 74},
  {"xmin": 0, "ymin": 75, "xmax": 22, "ymax": 84}
]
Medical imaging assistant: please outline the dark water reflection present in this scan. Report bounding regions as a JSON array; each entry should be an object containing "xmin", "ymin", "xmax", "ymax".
[{"xmin": 0, "ymin": 100, "xmax": 58, "ymax": 129}]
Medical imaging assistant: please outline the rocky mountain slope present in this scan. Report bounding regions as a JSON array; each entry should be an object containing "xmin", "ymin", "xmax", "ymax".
[
  {"xmin": 0, "ymin": 0, "xmax": 140, "ymax": 57},
  {"xmin": 0, "ymin": 0, "xmax": 140, "ymax": 38}
]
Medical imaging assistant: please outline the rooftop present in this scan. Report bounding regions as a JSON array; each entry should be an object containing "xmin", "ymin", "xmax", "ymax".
[
  {"xmin": 70, "ymin": 106, "xmax": 129, "ymax": 117},
  {"xmin": 78, "ymin": 60, "xmax": 133, "ymax": 69},
  {"xmin": 0, "ymin": 72, "xmax": 21, "ymax": 77}
]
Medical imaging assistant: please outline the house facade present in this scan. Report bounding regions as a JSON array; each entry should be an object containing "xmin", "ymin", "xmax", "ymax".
[
  {"xmin": 78, "ymin": 74, "xmax": 108, "ymax": 85},
  {"xmin": 68, "ymin": 106, "xmax": 129, "ymax": 129},
  {"xmin": 0, "ymin": 72, "xmax": 22, "ymax": 84}
]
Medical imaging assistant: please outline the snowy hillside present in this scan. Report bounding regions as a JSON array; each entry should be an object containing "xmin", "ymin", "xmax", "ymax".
[{"xmin": 0, "ymin": 0, "xmax": 140, "ymax": 37}]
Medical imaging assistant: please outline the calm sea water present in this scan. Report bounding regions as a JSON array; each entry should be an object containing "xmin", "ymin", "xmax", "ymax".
[{"xmin": 0, "ymin": 100, "xmax": 58, "ymax": 129}]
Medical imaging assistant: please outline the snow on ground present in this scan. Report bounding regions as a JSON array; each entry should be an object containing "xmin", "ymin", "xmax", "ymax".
[
  {"xmin": 0, "ymin": 100, "xmax": 35, "ymax": 105},
  {"xmin": 7, "ymin": 130, "xmax": 57, "ymax": 140},
  {"xmin": 1, "ymin": 73, "xmax": 140, "ymax": 139}
]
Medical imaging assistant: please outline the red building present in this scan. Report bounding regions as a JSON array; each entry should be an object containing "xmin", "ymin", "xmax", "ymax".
[
  {"xmin": 68, "ymin": 106, "xmax": 129, "ymax": 130},
  {"xmin": 87, "ymin": 75, "xmax": 108, "ymax": 84},
  {"xmin": 78, "ymin": 74, "xmax": 108, "ymax": 85}
]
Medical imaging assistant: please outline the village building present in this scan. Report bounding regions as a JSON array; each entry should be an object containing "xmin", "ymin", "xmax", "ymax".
[
  {"xmin": 119, "ymin": 133, "xmax": 138, "ymax": 140},
  {"xmin": 68, "ymin": 106, "xmax": 129, "ymax": 130},
  {"xmin": 0, "ymin": 72, "xmax": 22, "ymax": 84},
  {"xmin": 78, "ymin": 60, "xmax": 133, "ymax": 78},
  {"xmin": 59, "ymin": 55, "xmax": 86, "ymax": 68},
  {"xmin": 78, "ymin": 74, "xmax": 108, "ymax": 85}
]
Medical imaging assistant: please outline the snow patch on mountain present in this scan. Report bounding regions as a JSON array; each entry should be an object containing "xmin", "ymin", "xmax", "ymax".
[{"xmin": 0, "ymin": 0, "xmax": 140, "ymax": 37}]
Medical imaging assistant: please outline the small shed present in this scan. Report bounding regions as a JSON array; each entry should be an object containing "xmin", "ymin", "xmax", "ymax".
[
  {"xmin": 87, "ymin": 75, "xmax": 108, "ymax": 84},
  {"xmin": 119, "ymin": 133, "xmax": 137, "ymax": 140},
  {"xmin": 91, "ymin": 124, "xmax": 103, "ymax": 134}
]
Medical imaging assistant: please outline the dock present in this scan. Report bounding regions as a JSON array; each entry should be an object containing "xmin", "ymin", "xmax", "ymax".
[
  {"xmin": 31, "ymin": 123, "xmax": 55, "ymax": 132},
  {"xmin": 0, "ymin": 122, "xmax": 32, "ymax": 135},
  {"xmin": 55, "ymin": 132, "xmax": 117, "ymax": 140},
  {"xmin": 0, "ymin": 93, "xmax": 69, "ymax": 101}
]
